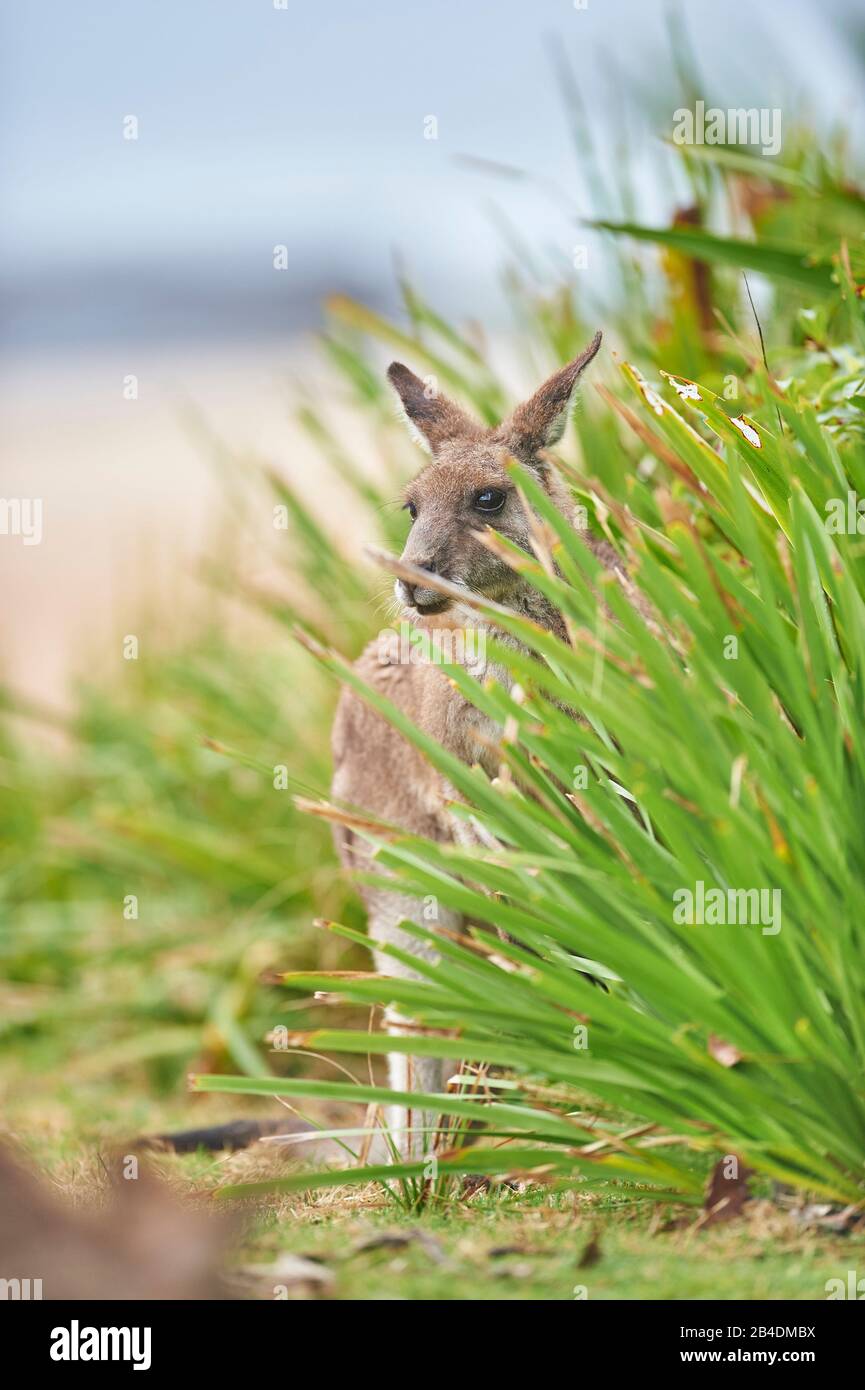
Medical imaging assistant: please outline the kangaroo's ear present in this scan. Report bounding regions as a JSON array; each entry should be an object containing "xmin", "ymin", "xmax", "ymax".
[
  {"xmin": 387, "ymin": 363, "xmax": 484, "ymax": 455},
  {"xmin": 495, "ymin": 331, "xmax": 602, "ymax": 458}
]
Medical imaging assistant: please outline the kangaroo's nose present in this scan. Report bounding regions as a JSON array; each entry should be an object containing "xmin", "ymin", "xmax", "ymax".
[{"xmin": 396, "ymin": 557, "xmax": 443, "ymax": 610}]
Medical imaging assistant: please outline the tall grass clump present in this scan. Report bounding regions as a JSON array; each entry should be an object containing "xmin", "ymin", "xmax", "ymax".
[{"xmin": 197, "ymin": 127, "xmax": 865, "ymax": 1208}]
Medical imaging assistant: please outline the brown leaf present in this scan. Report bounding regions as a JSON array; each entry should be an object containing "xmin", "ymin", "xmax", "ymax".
[
  {"xmin": 234, "ymin": 1254, "xmax": 334, "ymax": 1299},
  {"xmin": 792, "ymin": 1203, "xmax": 864, "ymax": 1234},
  {"xmin": 578, "ymin": 1230, "xmax": 603, "ymax": 1268},
  {"xmin": 700, "ymin": 1157, "xmax": 752, "ymax": 1228},
  {"xmin": 353, "ymin": 1229, "xmax": 449, "ymax": 1265},
  {"xmin": 353, "ymin": 1232, "xmax": 413, "ymax": 1254}
]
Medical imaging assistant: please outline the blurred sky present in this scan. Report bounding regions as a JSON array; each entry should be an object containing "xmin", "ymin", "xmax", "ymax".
[{"xmin": 2, "ymin": 0, "xmax": 863, "ymax": 352}]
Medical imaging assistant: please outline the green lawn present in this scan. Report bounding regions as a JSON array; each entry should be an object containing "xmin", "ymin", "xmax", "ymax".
[{"xmin": 233, "ymin": 1193, "xmax": 861, "ymax": 1301}]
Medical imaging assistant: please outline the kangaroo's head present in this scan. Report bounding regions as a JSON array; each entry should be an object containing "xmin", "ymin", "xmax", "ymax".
[{"xmin": 387, "ymin": 331, "xmax": 602, "ymax": 617}]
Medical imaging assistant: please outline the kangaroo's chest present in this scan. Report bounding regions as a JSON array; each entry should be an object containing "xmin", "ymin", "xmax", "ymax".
[{"xmin": 417, "ymin": 622, "xmax": 521, "ymax": 779}]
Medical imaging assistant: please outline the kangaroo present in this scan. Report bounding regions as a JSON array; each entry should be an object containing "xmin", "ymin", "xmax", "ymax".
[{"xmin": 331, "ymin": 331, "xmax": 623, "ymax": 1155}]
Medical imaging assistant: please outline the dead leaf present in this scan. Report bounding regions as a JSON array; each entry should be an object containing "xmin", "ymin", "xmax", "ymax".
[
  {"xmin": 791, "ymin": 1203, "xmax": 864, "ymax": 1234},
  {"xmin": 353, "ymin": 1233, "xmax": 413, "ymax": 1254},
  {"xmin": 700, "ymin": 1157, "xmax": 752, "ymax": 1228},
  {"xmin": 352, "ymin": 1229, "xmax": 449, "ymax": 1265},
  {"xmin": 578, "ymin": 1231, "xmax": 603, "ymax": 1268},
  {"xmin": 235, "ymin": 1254, "xmax": 334, "ymax": 1299}
]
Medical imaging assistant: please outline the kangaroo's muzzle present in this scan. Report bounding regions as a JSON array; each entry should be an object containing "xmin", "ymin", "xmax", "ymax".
[{"xmin": 395, "ymin": 577, "xmax": 450, "ymax": 613}]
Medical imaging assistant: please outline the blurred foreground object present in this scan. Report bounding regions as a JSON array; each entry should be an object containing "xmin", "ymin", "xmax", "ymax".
[{"xmin": 0, "ymin": 1144, "xmax": 231, "ymax": 1300}]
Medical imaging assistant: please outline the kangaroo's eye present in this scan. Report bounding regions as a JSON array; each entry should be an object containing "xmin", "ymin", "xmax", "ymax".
[
  {"xmin": 404, "ymin": 501, "xmax": 418, "ymax": 522},
  {"xmin": 474, "ymin": 487, "xmax": 506, "ymax": 514}
]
